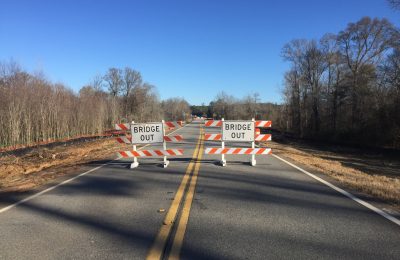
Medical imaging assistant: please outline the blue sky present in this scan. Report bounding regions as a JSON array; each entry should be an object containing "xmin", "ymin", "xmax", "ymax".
[{"xmin": 0, "ymin": 0, "xmax": 398, "ymax": 105}]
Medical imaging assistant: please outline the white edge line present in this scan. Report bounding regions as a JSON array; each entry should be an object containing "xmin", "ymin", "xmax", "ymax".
[
  {"xmin": 0, "ymin": 122, "xmax": 191, "ymax": 214},
  {"xmin": 272, "ymin": 153, "xmax": 400, "ymax": 227},
  {"xmin": 0, "ymin": 164, "xmax": 105, "ymax": 214}
]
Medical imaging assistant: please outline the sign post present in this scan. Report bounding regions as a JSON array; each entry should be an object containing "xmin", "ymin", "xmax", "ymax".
[
  {"xmin": 131, "ymin": 121, "xmax": 139, "ymax": 169},
  {"xmin": 162, "ymin": 120, "xmax": 169, "ymax": 168},
  {"xmin": 221, "ymin": 118, "xmax": 226, "ymax": 166},
  {"xmin": 251, "ymin": 118, "xmax": 256, "ymax": 166}
]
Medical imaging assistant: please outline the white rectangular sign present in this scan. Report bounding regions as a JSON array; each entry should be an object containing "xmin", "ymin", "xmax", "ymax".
[
  {"xmin": 222, "ymin": 121, "xmax": 255, "ymax": 142},
  {"xmin": 131, "ymin": 123, "xmax": 164, "ymax": 144}
]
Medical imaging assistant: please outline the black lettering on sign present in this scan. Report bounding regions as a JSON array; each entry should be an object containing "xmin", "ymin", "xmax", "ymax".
[
  {"xmin": 225, "ymin": 123, "xmax": 253, "ymax": 131},
  {"xmin": 231, "ymin": 132, "xmax": 245, "ymax": 139},
  {"xmin": 133, "ymin": 125, "xmax": 161, "ymax": 133},
  {"xmin": 140, "ymin": 134, "xmax": 154, "ymax": 141}
]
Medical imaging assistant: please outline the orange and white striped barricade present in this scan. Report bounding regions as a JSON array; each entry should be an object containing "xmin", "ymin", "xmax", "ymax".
[
  {"xmin": 204, "ymin": 118, "xmax": 272, "ymax": 166},
  {"xmin": 115, "ymin": 122, "xmax": 141, "ymax": 168},
  {"xmin": 114, "ymin": 120, "xmax": 184, "ymax": 168},
  {"xmin": 117, "ymin": 149, "xmax": 184, "ymax": 157},
  {"xmin": 164, "ymin": 121, "xmax": 183, "ymax": 129},
  {"xmin": 115, "ymin": 123, "xmax": 130, "ymax": 131},
  {"xmin": 116, "ymin": 135, "xmax": 184, "ymax": 144},
  {"xmin": 116, "ymin": 135, "xmax": 132, "ymax": 144},
  {"xmin": 204, "ymin": 133, "xmax": 222, "ymax": 141},
  {"xmin": 255, "ymin": 134, "xmax": 272, "ymax": 142},
  {"xmin": 163, "ymin": 135, "xmax": 184, "ymax": 142},
  {"xmin": 205, "ymin": 133, "xmax": 271, "ymax": 142},
  {"xmin": 204, "ymin": 119, "xmax": 225, "ymax": 165},
  {"xmin": 254, "ymin": 121, "xmax": 272, "ymax": 144},
  {"xmin": 204, "ymin": 147, "xmax": 272, "ymax": 155},
  {"xmin": 255, "ymin": 120, "xmax": 272, "ymax": 128},
  {"xmin": 160, "ymin": 121, "xmax": 184, "ymax": 167},
  {"xmin": 205, "ymin": 120, "xmax": 222, "ymax": 127}
]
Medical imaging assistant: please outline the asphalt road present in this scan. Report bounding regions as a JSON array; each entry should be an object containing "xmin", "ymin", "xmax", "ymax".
[{"xmin": 0, "ymin": 120, "xmax": 399, "ymax": 260}]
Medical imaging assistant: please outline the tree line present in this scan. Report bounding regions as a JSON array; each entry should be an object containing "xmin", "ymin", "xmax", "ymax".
[
  {"xmin": 191, "ymin": 91, "xmax": 283, "ymax": 126},
  {"xmin": 281, "ymin": 16, "xmax": 400, "ymax": 148},
  {"xmin": 0, "ymin": 62, "xmax": 190, "ymax": 148}
]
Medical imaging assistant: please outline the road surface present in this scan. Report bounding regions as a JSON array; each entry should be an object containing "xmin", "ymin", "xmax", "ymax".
[{"xmin": 0, "ymin": 121, "xmax": 399, "ymax": 259}]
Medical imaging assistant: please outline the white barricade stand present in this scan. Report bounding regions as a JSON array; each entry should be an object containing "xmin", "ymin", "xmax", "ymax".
[
  {"xmin": 161, "ymin": 120, "xmax": 169, "ymax": 168},
  {"xmin": 115, "ymin": 120, "xmax": 184, "ymax": 168},
  {"xmin": 204, "ymin": 118, "xmax": 272, "ymax": 166},
  {"xmin": 221, "ymin": 118, "xmax": 226, "ymax": 166},
  {"xmin": 131, "ymin": 121, "xmax": 140, "ymax": 168}
]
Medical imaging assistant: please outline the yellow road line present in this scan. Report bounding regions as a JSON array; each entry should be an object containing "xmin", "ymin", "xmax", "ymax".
[
  {"xmin": 168, "ymin": 128, "xmax": 204, "ymax": 260},
  {"xmin": 146, "ymin": 126, "xmax": 203, "ymax": 260}
]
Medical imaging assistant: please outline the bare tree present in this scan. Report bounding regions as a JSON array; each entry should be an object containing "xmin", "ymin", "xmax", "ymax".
[
  {"xmin": 123, "ymin": 67, "xmax": 142, "ymax": 98},
  {"xmin": 91, "ymin": 74, "xmax": 103, "ymax": 91},
  {"xmin": 282, "ymin": 39, "xmax": 312, "ymax": 135},
  {"xmin": 162, "ymin": 98, "xmax": 191, "ymax": 121},
  {"xmin": 283, "ymin": 69, "xmax": 302, "ymax": 135},
  {"xmin": 302, "ymin": 40, "xmax": 327, "ymax": 133},
  {"xmin": 280, "ymin": 16, "xmax": 400, "ymax": 148},
  {"xmin": 210, "ymin": 92, "xmax": 239, "ymax": 119},
  {"xmin": 104, "ymin": 68, "xmax": 123, "ymax": 96},
  {"xmin": 320, "ymin": 33, "xmax": 347, "ymax": 132},
  {"xmin": 242, "ymin": 92, "xmax": 260, "ymax": 119},
  {"xmin": 122, "ymin": 67, "xmax": 142, "ymax": 117},
  {"xmin": 387, "ymin": 0, "xmax": 400, "ymax": 10},
  {"xmin": 0, "ymin": 62, "xmax": 165, "ymax": 149},
  {"xmin": 337, "ymin": 17, "xmax": 400, "ymax": 128}
]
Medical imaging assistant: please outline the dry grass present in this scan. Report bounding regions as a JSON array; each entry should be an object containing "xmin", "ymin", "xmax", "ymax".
[{"xmin": 267, "ymin": 141, "xmax": 400, "ymax": 209}]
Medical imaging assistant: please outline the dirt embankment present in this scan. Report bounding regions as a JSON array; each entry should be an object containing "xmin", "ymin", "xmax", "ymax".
[
  {"xmin": 0, "ymin": 126, "xmax": 179, "ymax": 194},
  {"xmin": 0, "ymin": 138, "xmax": 122, "ymax": 193},
  {"xmin": 266, "ymin": 140, "xmax": 400, "ymax": 210}
]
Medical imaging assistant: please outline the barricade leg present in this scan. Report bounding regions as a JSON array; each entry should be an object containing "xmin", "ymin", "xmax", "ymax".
[
  {"xmin": 162, "ymin": 120, "xmax": 169, "ymax": 168},
  {"xmin": 250, "ymin": 118, "xmax": 256, "ymax": 166},
  {"xmin": 250, "ymin": 141, "xmax": 256, "ymax": 166},
  {"xmin": 220, "ymin": 118, "xmax": 226, "ymax": 166},
  {"xmin": 221, "ymin": 141, "xmax": 226, "ymax": 167},
  {"xmin": 130, "ymin": 145, "xmax": 139, "ymax": 168},
  {"xmin": 163, "ymin": 156, "xmax": 169, "ymax": 168},
  {"xmin": 130, "ymin": 121, "xmax": 139, "ymax": 169}
]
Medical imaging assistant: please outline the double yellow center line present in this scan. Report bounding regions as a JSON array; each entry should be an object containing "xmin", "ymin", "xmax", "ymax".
[{"xmin": 147, "ymin": 126, "xmax": 205, "ymax": 260}]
